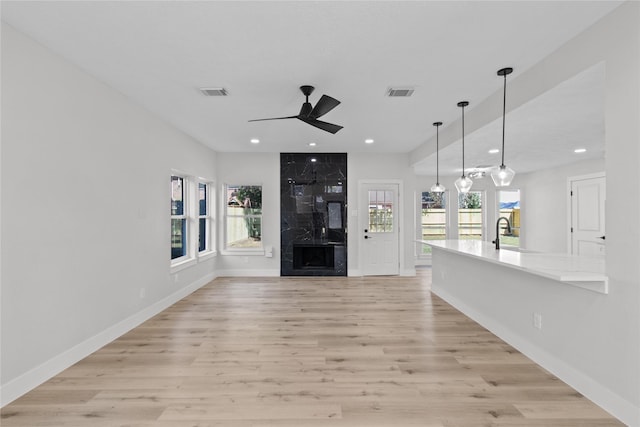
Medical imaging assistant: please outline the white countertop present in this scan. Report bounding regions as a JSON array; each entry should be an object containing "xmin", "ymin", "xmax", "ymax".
[{"xmin": 418, "ymin": 240, "xmax": 608, "ymax": 294}]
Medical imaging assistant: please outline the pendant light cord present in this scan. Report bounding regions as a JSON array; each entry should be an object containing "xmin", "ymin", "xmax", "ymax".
[
  {"xmin": 501, "ymin": 72, "xmax": 507, "ymax": 167},
  {"xmin": 461, "ymin": 104, "xmax": 465, "ymax": 178},
  {"xmin": 436, "ymin": 125, "xmax": 440, "ymax": 183}
]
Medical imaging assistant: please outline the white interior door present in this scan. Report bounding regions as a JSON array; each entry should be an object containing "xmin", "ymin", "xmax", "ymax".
[
  {"xmin": 361, "ymin": 183, "xmax": 400, "ymax": 276},
  {"xmin": 571, "ymin": 175, "xmax": 605, "ymax": 256}
]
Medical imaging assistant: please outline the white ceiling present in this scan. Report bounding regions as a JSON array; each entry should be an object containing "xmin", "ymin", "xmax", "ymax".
[{"xmin": 1, "ymin": 1, "xmax": 619, "ymax": 173}]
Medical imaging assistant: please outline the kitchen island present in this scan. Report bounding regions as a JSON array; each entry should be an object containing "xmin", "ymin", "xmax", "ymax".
[
  {"xmin": 419, "ymin": 239, "xmax": 607, "ymax": 294},
  {"xmin": 418, "ymin": 239, "xmax": 618, "ymax": 424}
]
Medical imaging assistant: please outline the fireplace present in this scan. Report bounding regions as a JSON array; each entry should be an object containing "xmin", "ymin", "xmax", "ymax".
[
  {"xmin": 280, "ymin": 153, "xmax": 347, "ymax": 276},
  {"xmin": 293, "ymin": 244, "xmax": 335, "ymax": 270}
]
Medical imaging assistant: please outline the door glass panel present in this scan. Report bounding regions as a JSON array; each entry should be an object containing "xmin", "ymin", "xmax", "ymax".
[
  {"xmin": 498, "ymin": 189, "xmax": 520, "ymax": 247},
  {"xmin": 421, "ymin": 191, "xmax": 447, "ymax": 254},
  {"xmin": 368, "ymin": 190, "xmax": 394, "ymax": 232},
  {"xmin": 458, "ymin": 191, "xmax": 483, "ymax": 240}
]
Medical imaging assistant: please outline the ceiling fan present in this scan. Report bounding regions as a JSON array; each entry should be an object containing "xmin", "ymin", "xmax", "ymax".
[{"xmin": 249, "ymin": 85, "xmax": 343, "ymax": 134}]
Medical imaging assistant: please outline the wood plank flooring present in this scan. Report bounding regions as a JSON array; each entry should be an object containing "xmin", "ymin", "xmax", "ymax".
[{"xmin": 1, "ymin": 269, "xmax": 623, "ymax": 426}]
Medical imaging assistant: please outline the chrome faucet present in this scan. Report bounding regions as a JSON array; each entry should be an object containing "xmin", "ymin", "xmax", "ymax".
[{"xmin": 493, "ymin": 217, "xmax": 512, "ymax": 250}]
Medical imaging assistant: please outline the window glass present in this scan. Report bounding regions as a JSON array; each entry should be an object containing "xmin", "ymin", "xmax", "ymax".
[
  {"xmin": 199, "ymin": 183, "xmax": 207, "ymax": 216},
  {"xmin": 171, "ymin": 176, "xmax": 187, "ymax": 260},
  {"xmin": 198, "ymin": 182, "xmax": 209, "ymax": 253},
  {"xmin": 226, "ymin": 185, "xmax": 262, "ymax": 249},
  {"xmin": 458, "ymin": 191, "xmax": 483, "ymax": 240},
  {"xmin": 420, "ymin": 191, "xmax": 447, "ymax": 254},
  {"xmin": 368, "ymin": 190, "xmax": 393, "ymax": 232},
  {"xmin": 171, "ymin": 176, "xmax": 184, "ymax": 215},
  {"xmin": 498, "ymin": 189, "xmax": 521, "ymax": 247}
]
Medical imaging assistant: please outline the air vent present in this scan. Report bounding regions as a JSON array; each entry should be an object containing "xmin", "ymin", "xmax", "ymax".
[
  {"xmin": 199, "ymin": 87, "xmax": 228, "ymax": 96},
  {"xmin": 387, "ymin": 87, "xmax": 415, "ymax": 97}
]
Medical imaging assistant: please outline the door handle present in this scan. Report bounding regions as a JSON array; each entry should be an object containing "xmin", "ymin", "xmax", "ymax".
[
  {"xmin": 597, "ymin": 235, "xmax": 605, "ymax": 240},
  {"xmin": 364, "ymin": 235, "xmax": 371, "ymax": 239}
]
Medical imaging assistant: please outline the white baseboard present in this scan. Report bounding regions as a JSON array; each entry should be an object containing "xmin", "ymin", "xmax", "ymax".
[
  {"xmin": 0, "ymin": 272, "xmax": 217, "ymax": 407},
  {"xmin": 347, "ymin": 269, "xmax": 415, "ymax": 277},
  {"xmin": 216, "ymin": 269, "xmax": 279, "ymax": 277},
  {"xmin": 432, "ymin": 285, "xmax": 639, "ymax": 427}
]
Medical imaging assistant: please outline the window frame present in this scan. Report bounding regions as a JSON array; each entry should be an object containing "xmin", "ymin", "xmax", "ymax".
[
  {"xmin": 222, "ymin": 183, "xmax": 264, "ymax": 255},
  {"xmin": 197, "ymin": 180, "xmax": 217, "ymax": 260},
  {"xmin": 170, "ymin": 173, "xmax": 217, "ymax": 272},
  {"xmin": 171, "ymin": 174, "xmax": 195, "ymax": 271}
]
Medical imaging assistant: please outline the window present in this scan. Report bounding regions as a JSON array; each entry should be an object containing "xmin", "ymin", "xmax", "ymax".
[
  {"xmin": 171, "ymin": 175, "xmax": 216, "ymax": 269},
  {"xmin": 171, "ymin": 176, "xmax": 188, "ymax": 260},
  {"xmin": 497, "ymin": 189, "xmax": 521, "ymax": 247},
  {"xmin": 198, "ymin": 182, "xmax": 214, "ymax": 254},
  {"xmin": 368, "ymin": 190, "xmax": 394, "ymax": 232},
  {"xmin": 420, "ymin": 191, "xmax": 447, "ymax": 255},
  {"xmin": 225, "ymin": 184, "xmax": 262, "ymax": 250},
  {"xmin": 458, "ymin": 191, "xmax": 483, "ymax": 240}
]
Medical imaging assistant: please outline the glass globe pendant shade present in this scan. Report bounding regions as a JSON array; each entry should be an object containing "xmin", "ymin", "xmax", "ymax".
[
  {"xmin": 430, "ymin": 182, "xmax": 446, "ymax": 193},
  {"xmin": 454, "ymin": 175, "xmax": 473, "ymax": 194},
  {"xmin": 490, "ymin": 164, "xmax": 516, "ymax": 187}
]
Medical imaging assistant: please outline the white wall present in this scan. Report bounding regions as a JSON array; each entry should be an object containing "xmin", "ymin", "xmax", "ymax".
[
  {"xmin": 520, "ymin": 158, "xmax": 604, "ymax": 253},
  {"xmin": 1, "ymin": 24, "xmax": 218, "ymax": 404},
  {"xmin": 215, "ymin": 152, "xmax": 280, "ymax": 276},
  {"xmin": 348, "ymin": 152, "xmax": 416, "ymax": 276},
  {"xmin": 214, "ymin": 152, "xmax": 417, "ymax": 277}
]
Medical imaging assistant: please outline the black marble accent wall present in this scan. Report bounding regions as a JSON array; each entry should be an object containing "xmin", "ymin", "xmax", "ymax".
[{"xmin": 281, "ymin": 153, "xmax": 347, "ymax": 276}]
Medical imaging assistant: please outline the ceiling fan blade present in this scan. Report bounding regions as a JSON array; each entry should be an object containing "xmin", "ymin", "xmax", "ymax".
[
  {"xmin": 299, "ymin": 117, "xmax": 343, "ymax": 134},
  {"xmin": 248, "ymin": 115, "xmax": 298, "ymax": 122},
  {"xmin": 309, "ymin": 95, "xmax": 340, "ymax": 119}
]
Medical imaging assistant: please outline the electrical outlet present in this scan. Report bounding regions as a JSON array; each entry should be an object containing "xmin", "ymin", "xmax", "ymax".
[{"xmin": 533, "ymin": 312, "xmax": 542, "ymax": 330}]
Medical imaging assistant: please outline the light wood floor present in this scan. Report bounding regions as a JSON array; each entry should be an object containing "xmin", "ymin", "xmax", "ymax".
[{"xmin": 1, "ymin": 269, "xmax": 623, "ymax": 426}]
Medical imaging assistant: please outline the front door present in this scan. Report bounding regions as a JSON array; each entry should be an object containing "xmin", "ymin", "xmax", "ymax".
[
  {"xmin": 570, "ymin": 174, "xmax": 605, "ymax": 256},
  {"xmin": 361, "ymin": 183, "xmax": 400, "ymax": 275}
]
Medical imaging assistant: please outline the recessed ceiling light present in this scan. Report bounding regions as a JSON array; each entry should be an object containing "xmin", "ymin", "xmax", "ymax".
[
  {"xmin": 310, "ymin": 158, "xmax": 317, "ymax": 162},
  {"xmin": 308, "ymin": 142, "xmax": 317, "ymax": 147},
  {"xmin": 488, "ymin": 149, "xmax": 500, "ymax": 154},
  {"xmin": 365, "ymin": 139, "xmax": 374, "ymax": 144},
  {"xmin": 250, "ymin": 139, "xmax": 260, "ymax": 144},
  {"xmin": 574, "ymin": 148, "xmax": 587, "ymax": 153}
]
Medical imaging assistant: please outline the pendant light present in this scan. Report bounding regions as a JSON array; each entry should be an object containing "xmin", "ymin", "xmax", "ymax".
[
  {"xmin": 491, "ymin": 67, "xmax": 516, "ymax": 187},
  {"xmin": 454, "ymin": 101, "xmax": 473, "ymax": 194},
  {"xmin": 430, "ymin": 121, "xmax": 445, "ymax": 193}
]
